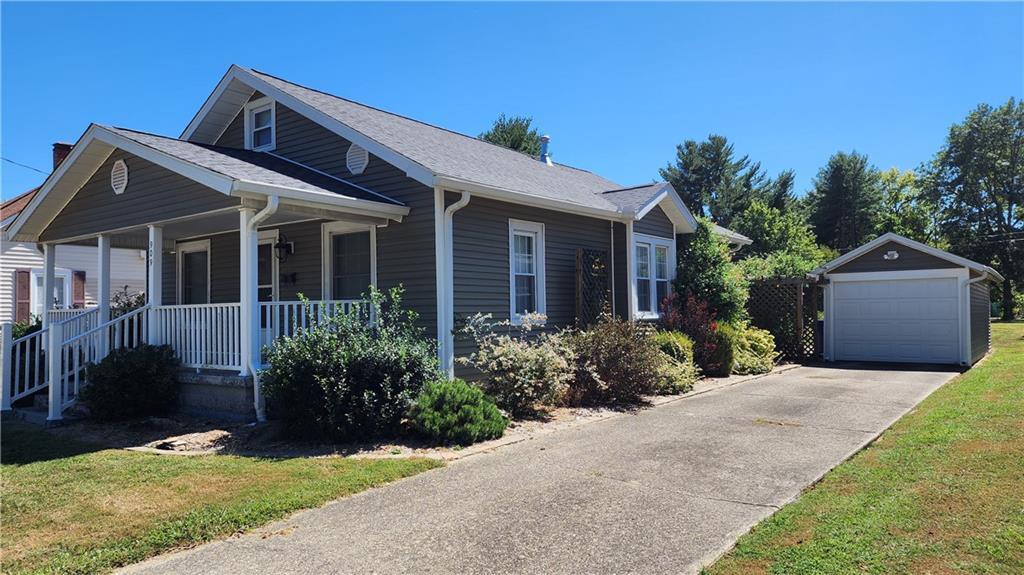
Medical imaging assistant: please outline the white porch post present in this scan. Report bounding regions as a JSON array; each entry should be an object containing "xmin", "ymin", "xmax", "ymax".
[
  {"xmin": 146, "ymin": 226, "xmax": 163, "ymax": 343},
  {"xmin": 239, "ymin": 208, "xmax": 258, "ymax": 377},
  {"xmin": 46, "ymin": 321, "xmax": 63, "ymax": 421},
  {"xmin": 97, "ymin": 234, "xmax": 111, "ymax": 355},
  {"xmin": 625, "ymin": 221, "xmax": 636, "ymax": 320},
  {"xmin": 41, "ymin": 244, "xmax": 56, "ymax": 331}
]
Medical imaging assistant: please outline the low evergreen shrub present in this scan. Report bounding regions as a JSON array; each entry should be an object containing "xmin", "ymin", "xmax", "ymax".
[
  {"xmin": 409, "ymin": 379, "xmax": 507, "ymax": 445},
  {"xmin": 703, "ymin": 324, "xmax": 736, "ymax": 377},
  {"xmin": 654, "ymin": 330, "xmax": 695, "ymax": 364},
  {"xmin": 261, "ymin": 288, "xmax": 439, "ymax": 442},
  {"xmin": 80, "ymin": 345, "xmax": 180, "ymax": 421}
]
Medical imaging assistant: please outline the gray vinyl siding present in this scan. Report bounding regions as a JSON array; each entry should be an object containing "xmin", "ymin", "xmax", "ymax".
[
  {"xmin": 40, "ymin": 150, "xmax": 239, "ymax": 242},
  {"xmin": 215, "ymin": 102, "xmax": 437, "ymax": 333},
  {"xmin": 831, "ymin": 241, "xmax": 961, "ymax": 274},
  {"xmin": 449, "ymin": 194, "xmax": 612, "ymax": 377},
  {"xmin": 160, "ymin": 221, "xmax": 325, "ymax": 305},
  {"xmin": 970, "ymin": 282, "xmax": 990, "ymax": 364},
  {"xmin": 634, "ymin": 205, "xmax": 673, "ymax": 238}
]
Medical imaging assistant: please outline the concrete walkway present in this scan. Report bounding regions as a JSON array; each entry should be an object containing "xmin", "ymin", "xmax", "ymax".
[{"xmin": 122, "ymin": 364, "xmax": 958, "ymax": 575}]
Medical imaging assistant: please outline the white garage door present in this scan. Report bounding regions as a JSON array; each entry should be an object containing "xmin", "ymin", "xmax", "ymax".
[{"xmin": 832, "ymin": 277, "xmax": 960, "ymax": 364}]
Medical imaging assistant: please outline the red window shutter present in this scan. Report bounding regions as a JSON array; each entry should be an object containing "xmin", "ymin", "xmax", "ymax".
[
  {"xmin": 15, "ymin": 269, "xmax": 31, "ymax": 322},
  {"xmin": 72, "ymin": 270, "xmax": 86, "ymax": 308}
]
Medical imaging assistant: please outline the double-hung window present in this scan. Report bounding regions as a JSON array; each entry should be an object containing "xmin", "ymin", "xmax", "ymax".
[
  {"xmin": 634, "ymin": 234, "xmax": 673, "ymax": 319},
  {"xmin": 244, "ymin": 98, "xmax": 276, "ymax": 151},
  {"xmin": 321, "ymin": 222, "xmax": 376, "ymax": 301},
  {"xmin": 509, "ymin": 219, "xmax": 545, "ymax": 324}
]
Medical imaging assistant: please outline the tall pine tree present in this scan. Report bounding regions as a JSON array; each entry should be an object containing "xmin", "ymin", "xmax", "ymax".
[
  {"xmin": 479, "ymin": 114, "xmax": 543, "ymax": 156},
  {"xmin": 805, "ymin": 151, "xmax": 882, "ymax": 251}
]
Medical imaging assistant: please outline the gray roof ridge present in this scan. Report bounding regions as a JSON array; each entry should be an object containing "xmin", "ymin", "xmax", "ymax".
[
  {"xmin": 244, "ymin": 67, "xmax": 608, "ymax": 179},
  {"xmin": 601, "ymin": 182, "xmax": 666, "ymax": 194}
]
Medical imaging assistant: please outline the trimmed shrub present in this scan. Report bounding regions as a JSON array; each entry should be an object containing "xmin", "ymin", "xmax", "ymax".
[
  {"xmin": 703, "ymin": 325, "xmax": 736, "ymax": 377},
  {"xmin": 80, "ymin": 345, "xmax": 180, "ymax": 421},
  {"xmin": 565, "ymin": 314, "xmax": 664, "ymax": 406},
  {"xmin": 410, "ymin": 379, "xmax": 507, "ymax": 445},
  {"xmin": 663, "ymin": 293, "xmax": 725, "ymax": 374},
  {"xmin": 261, "ymin": 288, "xmax": 439, "ymax": 442},
  {"xmin": 458, "ymin": 313, "xmax": 574, "ymax": 418},
  {"xmin": 729, "ymin": 323, "xmax": 779, "ymax": 375},
  {"xmin": 654, "ymin": 330, "xmax": 695, "ymax": 364}
]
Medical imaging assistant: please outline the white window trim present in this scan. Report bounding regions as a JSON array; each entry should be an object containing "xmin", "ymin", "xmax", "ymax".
[
  {"xmin": 508, "ymin": 219, "xmax": 546, "ymax": 325},
  {"xmin": 243, "ymin": 97, "xmax": 276, "ymax": 152},
  {"xmin": 258, "ymin": 229, "xmax": 279, "ymax": 302},
  {"xmin": 176, "ymin": 239, "xmax": 212, "ymax": 304},
  {"xmin": 30, "ymin": 267, "xmax": 73, "ymax": 316},
  {"xmin": 320, "ymin": 221, "xmax": 377, "ymax": 300},
  {"xmin": 633, "ymin": 233, "xmax": 675, "ymax": 320}
]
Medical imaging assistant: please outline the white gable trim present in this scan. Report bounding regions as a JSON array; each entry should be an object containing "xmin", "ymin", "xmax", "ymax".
[
  {"xmin": 812, "ymin": 232, "xmax": 1003, "ymax": 282},
  {"xmin": 181, "ymin": 65, "xmax": 436, "ymax": 187},
  {"xmin": 633, "ymin": 184, "xmax": 698, "ymax": 234}
]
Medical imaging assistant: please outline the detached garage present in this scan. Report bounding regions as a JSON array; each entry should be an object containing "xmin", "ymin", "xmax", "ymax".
[{"xmin": 813, "ymin": 233, "xmax": 1003, "ymax": 366}]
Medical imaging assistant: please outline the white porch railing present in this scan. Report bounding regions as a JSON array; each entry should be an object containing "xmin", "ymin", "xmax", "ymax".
[
  {"xmin": 52, "ymin": 307, "xmax": 148, "ymax": 411},
  {"xmin": 259, "ymin": 299, "xmax": 365, "ymax": 349},
  {"xmin": 7, "ymin": 327, "xmax": 48, "ymax": 403},
  {"xmin": 47, "ymin": 308, "xmax": 91, "ymax": 323},
  {"xmin": 153, "ymin": 303, "xmax": 243, "ymax": 371},
  {"xmin": 1, "ymin": 299, "xmax": 365, "ymax": 417}
]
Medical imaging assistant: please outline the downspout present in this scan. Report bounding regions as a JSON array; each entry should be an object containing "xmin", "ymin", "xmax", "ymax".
[
  {"xmin": 961, "ymin": 272, "xmax": 989, "ymax": 367},
  {"xmin": 248, "ymin": 196, "xmax": 279, "ymax": 422},
  {"xmin": 609, "ymin": 221, "xmax": 616, "ymax": 317},
  {"xmin": 441, "ymin": 191, "xmax": 471, "ymax": 377}
]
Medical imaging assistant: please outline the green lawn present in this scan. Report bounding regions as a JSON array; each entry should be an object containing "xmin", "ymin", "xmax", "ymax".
[
  {"xmin": 0, "ymin": 422, "xmax": 442, "ymax": 575},
  {"xmin": 706, "ymin": 321, "xmax": 1024, "ymax": 575}
]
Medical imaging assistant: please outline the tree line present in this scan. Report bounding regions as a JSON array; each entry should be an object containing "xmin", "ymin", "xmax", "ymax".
[{"xmin": 480, "ymin": 99, "xmax": 1023, "ymax": 319}]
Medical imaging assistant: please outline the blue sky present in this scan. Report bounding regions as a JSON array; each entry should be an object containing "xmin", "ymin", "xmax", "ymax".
[{"xmin": 2, "ymin": 2, "xmax": 1022, "ymax": 201}]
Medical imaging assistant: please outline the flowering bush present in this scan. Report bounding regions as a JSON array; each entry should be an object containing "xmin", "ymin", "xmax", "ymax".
[
  {"xmin": 457, "ymin": 313, "xmax": 574, "ymax": 418},
  {"xmin": 662, "ymin": 293, "xmax": 726, "ymax": 374}
]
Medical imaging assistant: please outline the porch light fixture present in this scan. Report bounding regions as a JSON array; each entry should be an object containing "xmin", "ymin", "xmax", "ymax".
[{"xmin": 274, "ymin": 234, "xmax": 294, "ymax": 263}]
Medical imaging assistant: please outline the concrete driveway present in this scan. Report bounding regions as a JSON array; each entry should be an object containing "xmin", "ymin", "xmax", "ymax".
[{"xmin": 122, "ymin": 364, "xmax": 958, "ymax": 575}]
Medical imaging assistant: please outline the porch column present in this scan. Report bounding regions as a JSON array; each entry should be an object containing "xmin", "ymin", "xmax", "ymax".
[
  {"xmin": 146, "ymin": 226, "xmax": 163, "ymax": 343},
  {"xmin": 239, "ymin": 208, "xmax": 258, "ymax": 378},
  {"xmin": 97, "ymin": 235, "xmax": 111, "ymax": 356},
  {"xmin": 41, "ymin": 244, "xmax": 56, "ymax": 331},
  {"xmin": 625, "ymin": 221, "xmax": 636, "ymax": 320}
]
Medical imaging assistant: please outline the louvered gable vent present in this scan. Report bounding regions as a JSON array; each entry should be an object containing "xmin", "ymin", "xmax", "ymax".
[
  {"xmin": 346, "ymin": 143, "xmax": 369, "ymax": 175},
  {"xmin": 110, "ymin": 159, "xmax": 129, "ymax": 195}
]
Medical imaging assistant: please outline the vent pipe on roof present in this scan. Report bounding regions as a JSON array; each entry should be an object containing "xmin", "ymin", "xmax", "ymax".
[{"xmin": 539, "ymin": 135, "xmax": 552, "ymax": 166}]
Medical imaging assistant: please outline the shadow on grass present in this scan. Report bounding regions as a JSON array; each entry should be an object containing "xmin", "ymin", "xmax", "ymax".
[{"xmin": 1, "ymin": 414, "xmax": 104, "ymax": 465}]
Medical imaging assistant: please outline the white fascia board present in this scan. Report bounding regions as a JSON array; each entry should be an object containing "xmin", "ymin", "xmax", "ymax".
[
  {"xmin": 824, "ymin": 268, "xmax": 968, "ymax": 282},
  {"xmin": 231, "ymin": 181, "xmax": 409, "ymax": 220},
  {"xmin": 435, "ymin": 175, "xmax": 628, "ymax": 223},
  {"xmin": 183, "ymin": 66, "xmax": 436, "ymax": 187},
  {"xmin": 634, "ymin": 184, "xmax": 698, "ymax": 234},
  {"xmin": 813, "ymin": 232, "xmax": 1004, "ymax": 282}
]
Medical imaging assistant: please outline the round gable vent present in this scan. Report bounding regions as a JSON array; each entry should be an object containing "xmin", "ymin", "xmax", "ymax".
[
  {"xmin": 346, "ymin": 143, "xmax": 369, "ymax": 175},
  {"xmin": 110, "ymin": 159, "xmax": 129, "ymax": 195}
]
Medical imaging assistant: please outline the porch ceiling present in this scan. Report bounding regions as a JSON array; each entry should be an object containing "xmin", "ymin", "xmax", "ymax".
[{"xmin": 64, "ymin": 204, "xmax": 386, "ymax": 249}]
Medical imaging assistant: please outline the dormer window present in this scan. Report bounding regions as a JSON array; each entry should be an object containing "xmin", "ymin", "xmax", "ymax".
[{"xmin": 244, "ymin": 97, "xmax": 275, "ymax": 151}]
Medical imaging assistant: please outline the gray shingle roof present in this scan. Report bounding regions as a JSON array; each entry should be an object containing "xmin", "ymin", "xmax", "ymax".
[
  {"xmin": 246, "ymin": 68, "xmax": 634, "ymax": 211},
  {"xmin": 106, "ymin": 126, "xmax": 402, "ymax": 206},
  {"xmin": 600, "ymin": 183, "xmax": 667, "ymax": 214}
]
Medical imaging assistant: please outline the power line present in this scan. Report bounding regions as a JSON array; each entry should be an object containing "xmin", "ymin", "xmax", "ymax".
[{"xmin": 1, "ymin": 157, "xmax": 48, "ymax": 175}]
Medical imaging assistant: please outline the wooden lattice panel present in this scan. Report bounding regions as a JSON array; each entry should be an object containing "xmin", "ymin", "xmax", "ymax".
[
  {"xmin": 747, "ymin": 279, "xmax": 821, "ymax": 361},
  {"xmin": 575, "ymin": 248, "xmax": 610, "ymax": 328}
]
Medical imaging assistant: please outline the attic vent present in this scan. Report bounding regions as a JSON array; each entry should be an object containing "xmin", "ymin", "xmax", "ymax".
[
  {"xmin": 110, "ymin": 160, "xmax": 129, "ymax": 195},
  {"xmin": 346, "ymin": 144, "xmax": 369, "ymax": 175}
]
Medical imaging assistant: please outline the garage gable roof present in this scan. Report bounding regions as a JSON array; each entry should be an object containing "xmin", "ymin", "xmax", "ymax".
[{"xmin": 812, "ymin": 232, "xmax": 1004, "ymax": 282}]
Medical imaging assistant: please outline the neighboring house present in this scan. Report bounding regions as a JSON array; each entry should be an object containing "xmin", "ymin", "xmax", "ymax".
[
  {"xmin": 0, "ymin": 145, "xmax": 147, "ymax": 324},
  {"xmin": 4, "ymin": 65, "xmax": 747, "ymax": 420}
]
